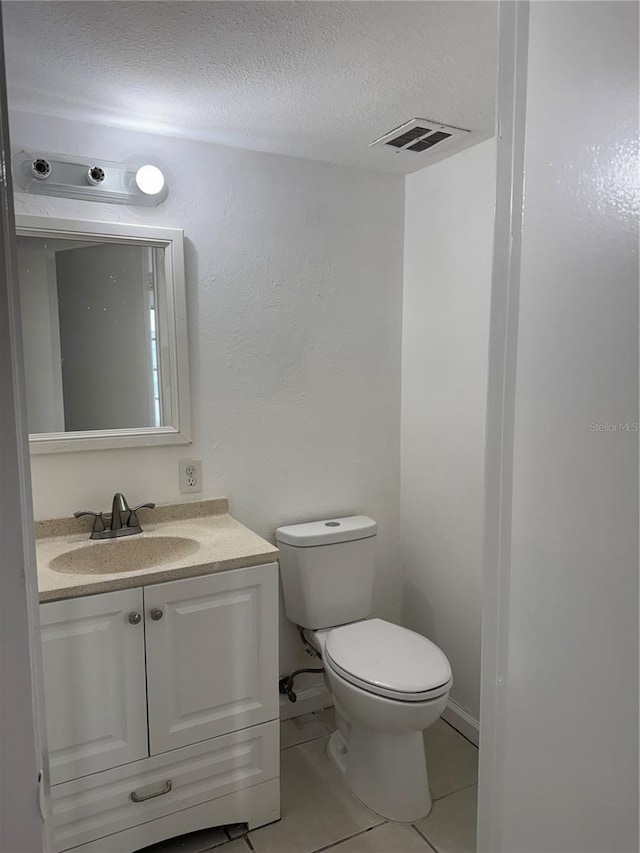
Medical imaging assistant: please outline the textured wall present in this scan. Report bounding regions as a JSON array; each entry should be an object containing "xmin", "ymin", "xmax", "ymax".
[
  {"xmin": 481, "ymin": 4, "xmax": 638, "ymax": 851},
  {"xmin": 402, "ymin": 139, "xmax": 495, "ymax": 723},
  {"xmin": 11, "ymin": 110, "xmax": 404, "ymax": 677}
]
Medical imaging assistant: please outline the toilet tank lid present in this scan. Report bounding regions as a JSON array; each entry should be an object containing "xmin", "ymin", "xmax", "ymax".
[{"xmin": 275, "ymin": 516, "xmax": 377, "ymax": 547}]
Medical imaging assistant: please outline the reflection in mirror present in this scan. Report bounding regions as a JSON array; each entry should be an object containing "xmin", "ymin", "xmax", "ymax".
[{"xmin": 17, "ymin": 236, "xmax": 169, "ymax": 435}]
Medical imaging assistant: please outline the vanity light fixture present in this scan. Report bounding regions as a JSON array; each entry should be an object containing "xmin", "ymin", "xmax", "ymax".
[
  {"xmin": 86, "ymin": 165, "xmax": 106, "ymax": 185},
  {"xmin": 135, "ymin": 164, "xmax": 165, "ymax": 195},
  {"xmin": 13, "ymin": 150, "xmax": 169, "ymax": 206},
  {"xmin": 30, "ymin": 157, "xmax": 52, "ymax": 180}
]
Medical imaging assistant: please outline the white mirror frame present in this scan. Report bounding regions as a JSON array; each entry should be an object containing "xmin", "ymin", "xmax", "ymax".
[{"xmin": 16, "ymin": 214, "xmax": 192, "ymax": 453}]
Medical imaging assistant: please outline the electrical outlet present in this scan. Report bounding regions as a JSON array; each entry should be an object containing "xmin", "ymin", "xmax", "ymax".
[{"xmin": 179, "ymin": 458, "xmax": 202, "ymax": 494}]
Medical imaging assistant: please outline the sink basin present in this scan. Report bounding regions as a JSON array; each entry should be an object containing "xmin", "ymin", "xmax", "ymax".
[{"xmin": 49, "ymin": 536, "xmax": 201, "ymax": 575}]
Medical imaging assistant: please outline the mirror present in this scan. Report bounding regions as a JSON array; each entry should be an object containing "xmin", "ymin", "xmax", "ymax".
[{"xmin": 16, "ymin": 216, "xmax": 191, "ymax": 452}]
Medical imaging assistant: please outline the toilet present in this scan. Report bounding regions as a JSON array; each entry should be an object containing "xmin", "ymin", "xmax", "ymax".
[{"xmin": 276, "ymin": 515, "xmax": 452, "ymax": 823}]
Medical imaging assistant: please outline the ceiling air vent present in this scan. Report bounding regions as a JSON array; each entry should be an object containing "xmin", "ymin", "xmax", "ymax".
[{"xmin": 370, "ymin": 119, "xmax": 470, "ymax": 155}]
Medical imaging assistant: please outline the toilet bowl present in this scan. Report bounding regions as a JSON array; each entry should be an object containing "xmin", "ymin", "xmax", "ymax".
[
  {"xmin": 310, "ymin": 618, "xmax": 452, "ymax": 822},
  {"xmin": 276, "ymin": 515, "xmax": 453, "ymax": 823}
]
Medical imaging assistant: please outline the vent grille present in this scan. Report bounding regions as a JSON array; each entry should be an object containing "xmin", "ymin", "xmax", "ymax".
[
  {"xmin": 370, "ymin": 119, "xmax": 469, "ymax": 156},
  {"xmin": 407, "ymin": 131, "xmax": 452, "ymax": 152},
  {"xmin": 386, "ymin": 126, "xmax": 431, "ymax": 148}
]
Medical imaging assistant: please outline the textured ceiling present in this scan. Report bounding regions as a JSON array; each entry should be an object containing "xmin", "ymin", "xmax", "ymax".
[{"xmin": 3, "ymin": 1, "xmax": 498, "ymax": 174}]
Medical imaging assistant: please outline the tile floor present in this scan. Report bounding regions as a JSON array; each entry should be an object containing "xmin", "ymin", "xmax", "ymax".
[{"xmin": 140, "ymin": 709, "xmax": 478, "ymax": 853}]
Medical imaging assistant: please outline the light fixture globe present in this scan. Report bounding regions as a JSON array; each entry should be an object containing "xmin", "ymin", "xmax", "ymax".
[{"xmin": 135, "ymin": 164, "xmax": 165, "ymax": 195}]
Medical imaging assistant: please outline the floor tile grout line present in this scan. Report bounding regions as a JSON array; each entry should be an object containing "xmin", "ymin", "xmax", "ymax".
[
  {"xmin": 432, "ymin": 779, "xmax": 478, "ymax": 804},
  {"xmin": 307, "ymin": 819, "xmax": 388, "ymax": 853},
  {"xmin": 412, "ymin": 782, "xmax": 478, "ymax": 853},
  {"xmin": 440, "ymin": 718, "xmax": 479, "ymax": 750},
  {"xmin": 412, "ymin": 821, "xmax": 442, "ymax": 853}
]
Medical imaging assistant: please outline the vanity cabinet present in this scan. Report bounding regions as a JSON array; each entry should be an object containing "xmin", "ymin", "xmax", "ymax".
[{"xmin": 40, "ymin": 563, "xmax": 280, "ymax": 853}]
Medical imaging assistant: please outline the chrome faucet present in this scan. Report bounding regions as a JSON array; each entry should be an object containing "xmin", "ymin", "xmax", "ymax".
[{"xmin": 75, "ymin": 493, "xmax": 156, "ymax": 540}]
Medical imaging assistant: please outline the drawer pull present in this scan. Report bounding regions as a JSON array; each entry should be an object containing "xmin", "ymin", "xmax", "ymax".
[{"xmin": 130, "ymin": 779, "xmax": 172, "ymax": 802}]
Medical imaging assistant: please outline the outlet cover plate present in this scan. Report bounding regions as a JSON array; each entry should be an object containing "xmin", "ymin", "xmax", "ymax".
[{"xmin": 179, "ymin": 458, "xmax": 202, "ymax": 494}]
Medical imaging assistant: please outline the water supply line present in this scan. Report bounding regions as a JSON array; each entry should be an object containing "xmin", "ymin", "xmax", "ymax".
[
  {"xmin": 278, "ymin": 626, "xmax": 324, "ymax": 703},
  {"xmin": 278, "ymin": 667, "xmax": 324, "ymax": 703}
]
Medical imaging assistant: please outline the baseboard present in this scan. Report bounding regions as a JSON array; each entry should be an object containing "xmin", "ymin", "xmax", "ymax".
[
  {"xmin": 442, "ymin": 698, "xmax": 479, "ymax": 746},
  {"xmin": 279, "ymin": 682, "xmax": 332, "ymax": 720}
]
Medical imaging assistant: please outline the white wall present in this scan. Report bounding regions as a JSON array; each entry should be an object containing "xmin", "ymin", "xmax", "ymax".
[
  {"xmin": 479, "ymin": 3, "xmax": 638, "ymax": 851},
  {"xmin": 10, "ymin": 110, "xmax": 404, "ymax": 679},
  {"xmin": 401, "ymin": 139, "xmax": 495, "ymax": 724}
]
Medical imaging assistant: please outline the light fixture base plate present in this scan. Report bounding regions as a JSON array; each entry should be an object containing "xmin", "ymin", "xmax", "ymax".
[{"xmin": 12, "ymin": 150, "xmax": 168, "ymax": 206}]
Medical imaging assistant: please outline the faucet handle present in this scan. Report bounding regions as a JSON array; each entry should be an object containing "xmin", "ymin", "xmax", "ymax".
[
  {"xmin": 74, "ymin": 511, "xmax": 106, "ymax": 533},
  {"xmin": 127, "ymin": 503, "xmax": 156, "ymax": 529}
]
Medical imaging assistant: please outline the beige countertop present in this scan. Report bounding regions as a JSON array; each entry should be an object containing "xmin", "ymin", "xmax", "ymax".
[{"xmin": 36, "ymin": 499, "xmax": 279, "ymax": 603}]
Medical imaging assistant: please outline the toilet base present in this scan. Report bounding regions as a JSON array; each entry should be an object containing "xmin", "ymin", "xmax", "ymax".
[{"xmin": 327, "ymin": 727, "xmax": 432, "ymax": 823}]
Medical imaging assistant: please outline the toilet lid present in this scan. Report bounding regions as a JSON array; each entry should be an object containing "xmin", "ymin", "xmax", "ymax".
[{"xmin": 325, "ymin": 619, "xmax": 452, "ymax": 702}]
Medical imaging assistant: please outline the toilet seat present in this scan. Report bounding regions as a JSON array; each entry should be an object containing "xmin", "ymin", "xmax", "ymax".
[{"xmin": 324, "ymin": 618, "xmax": 452, "ymax": 703}]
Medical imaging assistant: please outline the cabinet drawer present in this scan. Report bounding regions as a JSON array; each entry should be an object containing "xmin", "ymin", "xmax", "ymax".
[{"xmin": 50, "ymin": 720, "xmax": 279, "ymax": 852}]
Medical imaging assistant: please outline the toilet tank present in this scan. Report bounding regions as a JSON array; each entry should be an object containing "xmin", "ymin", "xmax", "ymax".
[{"xmin": 275, "ymin": 516, "xmax": 377, "ymax": 629}]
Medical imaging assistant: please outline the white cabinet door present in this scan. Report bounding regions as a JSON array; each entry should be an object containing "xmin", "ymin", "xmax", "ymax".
[
  {"xmin": 40, "ymin": 588, "xmax": 148, "ymax": 784},
  {"xmin": 145, "ymin": 563, "xmax": 279, "ymax": 755}
]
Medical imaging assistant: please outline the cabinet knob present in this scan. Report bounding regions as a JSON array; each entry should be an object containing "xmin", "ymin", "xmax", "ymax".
[
  {"xmin": 150, "ymin": 608, "xmax": 164, "ymax": 621},
  {"xmin": 128, "ymin": 611, "xmax": 142, "ymax": 625}
]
